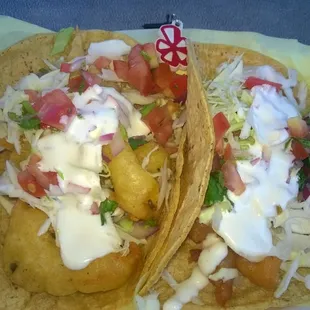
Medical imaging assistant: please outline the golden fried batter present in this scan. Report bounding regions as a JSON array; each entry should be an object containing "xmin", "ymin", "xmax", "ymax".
[
  {"xmin": 3, "ymin": 200, "xmax": 142, "ymax": 296},
  {"xmin": 109, "ymin": 145, "xmax": 159, "ymax": 220},
  {"xmin": 134, "ymin": 141, "xmax": 169, "ymax": 173}
]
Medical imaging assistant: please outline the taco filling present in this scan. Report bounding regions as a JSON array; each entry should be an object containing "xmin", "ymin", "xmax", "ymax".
[
  {"xmin": 162, "ymin": 55, "xmax": 310, "ymax": 309},
  {"xmin": 0, "ymin": 29, "xmax": 187, "ymax": 296}
]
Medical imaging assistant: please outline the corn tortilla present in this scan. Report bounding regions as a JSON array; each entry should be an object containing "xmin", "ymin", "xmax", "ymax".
[
  {"xmin": 147, "ymin": 43, "xmax": 310, "ymax": 309},
  {"xmin": 0, "ymin": 29, "xmax": 188, "ymax": 309}
]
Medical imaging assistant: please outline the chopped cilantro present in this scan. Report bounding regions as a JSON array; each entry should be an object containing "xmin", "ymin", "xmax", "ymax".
[
  {"xmin": 140, "ymin": 102, "xmax": 156, "ymax": 117},
  {"xmin": 120, "ymin": 124, "xmax": 128, "ymax": 141},
  {"xmin": 204, "ymin": 171, "xmax": 227, "ymax": 206},
  {"xmin": 99, "ymin": 199, "xmax": 118, "ymax": 225},
  {"xmin": 298, "ymin": 168, "xmax": 307, "ymax": 191},
  {"xmin": 140, "ymin": 50, "xmax": 151, "ymax": 61},
  {"xmin": 297, "ymin": 138, "xmax": 310, "ymax": 149},
  {"xmin": 50, "ymin": 27, "xmax": 74, "ymax": 56},
  {"xmin": 21, "ymin": 101, "xmax": 36, "ymax": 115},
  {"xmin": 8, "ymin": 112, "xmax": 20, "ymax": 122},
  {"xmin": 306, "ymin": 118, "xmax": 310, "ymax": 126},
  {"xmin": 19, "ymin": 116, "xmax": 41, "ymax": 130},
  {"xmin": 77, "ymin": 114, "xmax": 84, "ymax": 119},
  {"xmin": 297, "ymin": 157, "xmax": 310, "ymax": 191},
  {"xmin": 128, "ymin": 137, "xmax": 147, "ymax": 150},
  {"xmin": 78, "ymin": 80, "xmax": 85, "ymax": 94},
  {"xmin": 145, "ymin": 219, "xmax": 157, "ymax": 227}
]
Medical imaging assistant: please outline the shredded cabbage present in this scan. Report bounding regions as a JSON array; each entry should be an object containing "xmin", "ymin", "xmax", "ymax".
[
  {"xmin": 142, "ymin": 146, "xmax": 159, "ymax": 170},
  {"xmin": 158, "ymin": 159, "xmax": 169, "ymax": 209},
  {"xmin": 87, "ymin": 40, "xmax": 131, "ymax": 64},
  {"xmin": 15, "ymin": 70, "xmax": 69, "ymax": 92},
  {"xmin": 275, "ymin": 255, "xmax": 300, "ymax": 298}
]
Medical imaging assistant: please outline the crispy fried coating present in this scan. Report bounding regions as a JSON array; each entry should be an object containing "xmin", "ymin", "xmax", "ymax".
[{"xmin": 3, "ymin": 201, "xmax": 142, "ymax": 296}]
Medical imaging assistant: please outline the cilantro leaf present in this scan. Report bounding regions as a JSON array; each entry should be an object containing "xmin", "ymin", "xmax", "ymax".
[
  {"xmin": 298, "ymin": 168, "xmax": 307, "ymax": 191},
  {"xmin": 298, "ymin": 157, "xmax": 310, "ymax": 191},
  {"xmin": 21, "ymin": 101, "xmax": 36, "ymax": 115},
  {"xmin": 8, "ymin": 112, "xmax": 20, "ymax": 122},
  {"xmin": 204, "ymin": 171, "xmax": 227, "ymax": 206},
  {"xmin": 19, "ymin": 116, "xmax": 41, "ymax": 130},
  {"xmin": 50, "ymin": 27, "xmax": 74, "ymax": 56},
  {"xmin": 140, "ymin": 50, "xmax": 151, "ymax": 61},
  {"xmin": 297, "ymin": 138, "xmax": 310, "ymax": 149},
  {"xmin": 140, "ymin": 102, "xmax": 156, "ymax": 117},
  {"xmin": 99, "ymin": 199, "xmax": 118, "ymax": 225},
  {"xmin": 128, "ymin": 137, "xmax": 147, "ymax": 150}
]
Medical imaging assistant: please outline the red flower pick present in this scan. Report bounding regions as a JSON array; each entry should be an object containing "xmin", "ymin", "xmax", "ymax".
[{"xmin": 155, "ymin": 24, "xmax": 187, "ymax": 71}]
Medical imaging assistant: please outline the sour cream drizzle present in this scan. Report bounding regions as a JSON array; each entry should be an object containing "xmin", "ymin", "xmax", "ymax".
[
  {"xmin": 31, "ymin": 85, "xmax": 149, "ymax": 270},
  {"xmin": 163, "ymin": 234, "xmax": 227, "ymax": 310},
  {"xmin": 215, "ymin": 85, "xmax": 299, "ymax": 261}
]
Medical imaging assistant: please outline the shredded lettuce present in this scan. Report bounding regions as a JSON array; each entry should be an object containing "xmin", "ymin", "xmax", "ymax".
[{"xmin": 50, "ymin": 27, "xmax": 74, "ymax": 56}]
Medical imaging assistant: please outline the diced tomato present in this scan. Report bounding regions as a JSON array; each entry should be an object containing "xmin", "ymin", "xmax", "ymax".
[
  {"xmin": 24, "ymin": 90, "xmax": 40, "ymax": 103},
  {"xmin": 113, "ymin": 60, "xmax": 129, "ymax": 81},
  {"xmin": 292, "ymin": 140, "xmax": 308, "ymax": 160},
  {"xmin": 68, "ymin": 72, "xmax": 87, "ymax": 92},
  {"xmin": 213, "ymin": 112, "xmax": 230, "ymax": 143},
  {"xmin": 215, "ymin": 138, "xmax": 225, "ymax": 156},
  {"xmin": 288, "ymin": 117, "xmax": 308, "ymax": 138},
  {"xmin": 60, "ymin": 62, "xmax": 71, "ymax": 73},
  {"xmin": 244, "ymin": 76, "xmax": 282, "ymax": 91},
  {"xmin": 94, "ymin": 56, "xmax": 111, "ymax": 70},
  {"xmin": 128, "ymin": 44, "xmax": 155, "ymax": 96},
  {"xmin": 142, "ymin": 43, "xmax": 159, "ymax": 69},
  {"xmin": 17, "ymin": 170, "xmax": 46, "ymax": 198},
  {"xmin": 303, "ymin": 185, "xmax": 310, "ymax": 201},
  {"xmin": 143, "ymin": 105, "xmax": 173, "ymax": 145},
  {"xmin": 36, "ymin": 89, "xmax": 76, "ymax": 130},
  {"xmin": 155, "ymin": 120, "xmax": 173, "ymax": 145},
  {"xmin": 27, "ymin": 154, "xmax": 58, "ymax": 190},
  {"xmin": 40, "ymin": 123, "xmax": 50, "ymax": 129},
  {"xmin": 212, "ymin": 153, "xmax": 222, "ymax": 172},
  {"xmin": 152, "ymin": 63, "xmax": 174, "ymax": 89},
  {"xmin": 221, "ymin": 160, "xmax": 245, "ymax": 195},
  {"xmin": 223, "ymin": 143, "xmax": 233, "ymax": 161},
  {"xmin": 169, "ymin": 74, "xmax": 187, "ymax": 100}
]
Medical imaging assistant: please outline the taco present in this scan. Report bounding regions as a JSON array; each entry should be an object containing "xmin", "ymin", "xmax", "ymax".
[
  {"xmin": 138, "ymin": 43, "xmax": 310, "ymax": 309},
  {"xmin": 0, "ymin": 28, "xmax": 189, "ymax": 309}
]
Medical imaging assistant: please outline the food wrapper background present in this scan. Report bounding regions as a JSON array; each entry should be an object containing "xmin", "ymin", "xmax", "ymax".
[{"xmin": 0, "ymin": 15, "xmax": 309, "ymax": 310}]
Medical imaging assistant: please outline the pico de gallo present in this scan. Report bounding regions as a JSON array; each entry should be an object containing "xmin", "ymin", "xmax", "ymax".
[
  {"xmin": 162, "ymin": 56, "xmax": 310, "ymax": 309},
  {"xmin": 0, "ymin": 28, "xmax": 187, "ymax": 272}
]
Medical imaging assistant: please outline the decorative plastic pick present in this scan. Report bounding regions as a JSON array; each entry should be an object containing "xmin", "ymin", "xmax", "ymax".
[{"xmin": 155, "ymin": 17, "xmax": 187, "ymax": 71}]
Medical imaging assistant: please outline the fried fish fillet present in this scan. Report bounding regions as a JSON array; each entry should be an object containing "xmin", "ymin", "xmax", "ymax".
[{"xmin": 3, "ymin": 200, "xmax": 142, "ymax": 296}]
